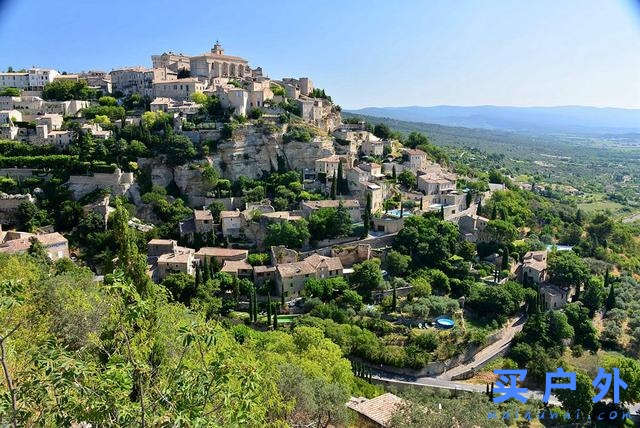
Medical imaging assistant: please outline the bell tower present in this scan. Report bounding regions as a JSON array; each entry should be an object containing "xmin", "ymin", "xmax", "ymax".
[{"xmin": 211, "ymin": 40, "xmax": 224, "ymax": 55}]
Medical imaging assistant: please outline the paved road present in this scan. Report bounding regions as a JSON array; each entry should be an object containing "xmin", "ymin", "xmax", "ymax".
[{"xmin": 438, "ymin": 315, "xmax": 527, "ymax": 380}]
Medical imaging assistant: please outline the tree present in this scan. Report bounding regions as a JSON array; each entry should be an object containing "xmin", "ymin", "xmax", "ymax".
[
  {"xmin": 555, "ymin": 371, "xmax": 594, "ymax": 422},
  {"xmin": 602, "ymin": 355, "xmax": 640, "ymax": 403},
  {"xmin": 111, "ymin": 199, "xmax": 151, "ymax": 297},
  {"xmin": 348, "ymin": 258, "xmax": 383, "ymax": 299},
  {"xmin": 267, "ymin": 294, "xmax": 272, "ymax": 326},
  {"xmin": 336, "ymin": 161, "xmax": 345, "ymax": 195},
  {"xmin": 605, "ymin": 278, "xmax": 616, "ymax": 311},
  {"xmin": 330, "ymin": 171, "xmax": 337, "ymax": 199},
  {"xmin": 582, "ymin": 275, "xmax": 605, "ymax": 316},
  {"xmin": 42, "ymin": 79, "xmax": 96, "ymax": 100},
  {"xmin": 362, "ymin": 192, "xmax": 372, "ymax": 235},
  {"xmin": 564, "ymin": 302, "xmax": 600, "ymax": 351},
  {"xmin": 165, "ymin": 133, "xmax": 197, "ymax": 166},
  {"xmin": 394, "ymin": 215, "xmax": 460, "ymax": 270},
  {"xmin": 485, "ymin": 219, "xmax": 518, "ymax": 246},
  {"xmin": 264, "ymin": 220, "xmax": 310, "ymax": 249},
  {"xmin": 397, "ymin": 170, "xmax": 417, "ymax": 190},
  {"xmin": 548, "ymin": 251, "xmax": 589, "ymax": 299},
  {"xmin": 385, "ymin": 250, "xmax": 410, "ymax": 277},
  {"xmin": 162, "ymin": 272, "xmax": 196, "ymax": 305},
  {"xmin": 373, "ymin": 123, "xmax": 392, "ymax": 139}
]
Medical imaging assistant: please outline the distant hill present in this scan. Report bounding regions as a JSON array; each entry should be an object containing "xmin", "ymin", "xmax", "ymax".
[{"xmin": 344, "ymin": 105, "xmax": 640, "ymax": 135}]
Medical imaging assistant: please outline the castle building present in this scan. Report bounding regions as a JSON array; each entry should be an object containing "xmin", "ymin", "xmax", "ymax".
[{"xmin": 190, "ymin": 42, "xmax": 252, "ymax": 79}]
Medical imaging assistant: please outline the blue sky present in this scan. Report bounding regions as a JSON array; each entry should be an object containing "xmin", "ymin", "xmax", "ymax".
[{"xmin": 0, "ymin": 0, "xmax": 638, "ymax": 109}]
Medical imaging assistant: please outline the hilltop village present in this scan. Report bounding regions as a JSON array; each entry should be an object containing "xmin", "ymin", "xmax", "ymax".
[{"xmin": 1, "ymin": 41, "xmax": 639, "ymax": 426}]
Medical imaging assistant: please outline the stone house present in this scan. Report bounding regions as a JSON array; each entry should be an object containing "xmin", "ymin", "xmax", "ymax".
[
  {"xmin": 156, "ymin": 248, "xmax": 195, "ymax": 281},
  {"xmin": 300, "ymin": 199, "xmax": 361, "ymax": 223},
  {"xmin": 151, "ymin": 51, "xmax": 191, "ymax": 72},
  {"xmin": 152, "ymin": 78, "xmax": 206, "ymax": 101},
  {"xmin": 455, "ymin": 214, "xmax": 490, "ymax": 242},
  {"xmin": 194, "ymin": 247, "xmax": 248, "ymax": 266},
  {"xmin": 179, "ymin": 209, "xmax": 215, "ymax": 240},
  {"xmin": 220, "ymin": 259, "xmax": 253, "ymax": 279},
  {"xmin": 314, "ymin": 154, "xmax": 343, "ymax": 178},
  {"xmin": 540, "ymin": 283, "xmax": 573, "ymax": 310},
  {"xmin": 220, "ymin": 210, "xmax": 244, "ymax": 238},
  {"xmin": 0, "ymin": 109, "xmax": 21, "ymax": 124},
  {"xmin": 275, "ymin": 253, "xmax": 343, "ymax": 299},
  {"xmin": 0, "ymin": 232, "xmax": 69, "ymax": 260},
  {"xmin": 67, "ymin": 168, "xmax": 135, "ymax": 200},
  {"xmin": 148, "ymin": 238, "xmax": 179, "ymax": 257},
  {"xmin": 518, "ymin": 250, "xmax": 548, "ymax": 285},
  {"xmin": 405, "ymin": 148, "xmax": 428, "ymax": 172},
  {"xmin": 280, "ymin": 77, "xmax": 313, "ymax": 97},
  {"xmin": 372, "ymin": 215, "xmax": 406, "ymax": 234},
  {"xmin": 347, "ymin": 393, "xmax": 405, "ymax": 428}
]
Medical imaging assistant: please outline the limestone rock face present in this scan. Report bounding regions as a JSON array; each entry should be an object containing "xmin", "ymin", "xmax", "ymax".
[
  {"xmin": 282, "ymin": 135, "xmax": 334, "ymax": 171},
  {"xmin": 209, "ymin": 125, "xmax": 335, "ymax": 180}
]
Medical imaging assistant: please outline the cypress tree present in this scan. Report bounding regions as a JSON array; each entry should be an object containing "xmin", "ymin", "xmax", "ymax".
[
  {"xmin": 491, "ymin": 205, "xmax": 497, "ymax": 220},
  {"xmin": 501, "ymin": 246, "xmax": 510, "ymax": 270},
  {"xmin": 440, "ymin": 204, "xmax": 445, "ymax": 220},
  {"xmin": 392, "ymin": 282, "xmax": 397, "ymax": 312},
  {"xmin": 281, "ymin": 283, "xmax": 285, "ymax": 306},
  {"xmin": 253, "ymin": 289, "xmax": 258, "ymax": 322},
  {"xmin": 363, "ymin": 192, "xmax": 372, "ymax": 236},
  {"xmin": 267, "ymin": 294, "xmax": 272, "ymax": 326},
  {"xmin": 465, "ymin": 191, "xmax": 472, "ymax": 208},
  {"xmin": 477, "ymin": 199, "xmax": 482, "ymax": 216},
  {"xmin": 195, "ymin": 266, "xmax": 201, "ymax": 289},
  {"xmin": 210, "ymin": 257, "xmax": 218, "ymax": 277},
  {"xmin": 248, "ymin": 288, "xmax": 254, "ymax": 322},
  {"xmin": 606, "ymin": 281, "xmax": 615, "ymax": 311},
  {"xmin": 202, "ymin": 258, "xmax": 210, "ymax": 282},
  {"xmin": 392, "ymin": 165, "xmax": 397, "ymax": 180},
  {"xmin": 575, "ymin": 208, "xmax": 584, "ymax": 226},
  {"xmin": 330, "ymin": 170, "xmax": 337, "ymax": 199},
  {"xmin": 273, "ymin": 306, "xmax": 278, "ymax": 329},
  {"xmin": 337, "ymin": 161, "xmax": 344, "ymax": 195}
]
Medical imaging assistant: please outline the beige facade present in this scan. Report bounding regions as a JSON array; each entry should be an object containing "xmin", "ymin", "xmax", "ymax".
[
  {"xmin": 156, "ymin": 248, "xmax": 195, "ymax": 280},
  {"xmin": 220, "ymin": 210, "xmax": 245, "ymax": 238},
  {"xmin": 153, "ymin": 78, "xmax": 205, "ymax": 100},
  {"xmin": 314, "ymin": 154, "xmax": 343, "ymax": 177},
  {"xmin": 519, "ymin": 250, "xmax": 548, "ymax": 285},
  {"xmin": 276, "ymin": 253, "xmax": 343, "ymax": 299},
  {"xmin": 111, "ymin": 67, "xmax": 175, "ymax": 97},
  {"xmin": 152, "ymin": 52, "xmax": 191, "ymax": 72},
  {"xmin": 194, "ymin": 247, "xmax": 248, "ymax": 265},
  {"xmin": 0, "ymin": 232, "xmax": 69, "ymax": 260},
  {"xmin": 190, "ymin": 42, "xmax": 252, "ymax": 79}
]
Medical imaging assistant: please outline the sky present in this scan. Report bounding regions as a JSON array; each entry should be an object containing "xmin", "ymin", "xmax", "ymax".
[{"xmin": 0, "ymin": 0, "xmax": 639, "ymax": 109}]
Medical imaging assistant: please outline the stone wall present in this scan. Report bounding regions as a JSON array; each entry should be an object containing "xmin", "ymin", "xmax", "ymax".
[
  {"xmin": 0, "ymin": 192, "xmax": 35, "ymax": 224},
  {"xmin": 67, "ymin": 169, "xmax": 134, "ymax": 200}
]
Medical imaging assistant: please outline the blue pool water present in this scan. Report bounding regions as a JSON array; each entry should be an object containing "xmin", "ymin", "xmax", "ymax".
[{"xmin": 436, "ymin": 317, "xmax": 455, "ymax": 329}]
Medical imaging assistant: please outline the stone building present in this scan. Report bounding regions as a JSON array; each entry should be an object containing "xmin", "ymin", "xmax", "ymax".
[
  {"xmin": 194, "ymin": 247, "xmax": 248, "ymax": 266},
  {"xmin": 152, "ymin": 78, "xmax": 205, "ymax": 100},
  {"xmin": 220, "ymin": 210, "xmax": 244, "ymax": 238},
  {"xmin": 280, "ymin": 77, "xmax": 313, "ymax": 97},
  {"xmin": 300, "ymin": 199, "xmax": 361, "ymax": 223},
  {"xmin": 0, "ymin": 68, "xmax": 59, "ymax": 90},
  {"xmin": 111, "ymin": 67, "xmax": 175, "ymax": 97},
  {"xmin": 156, "ymin": 248, "xmax": 195, "ymax": 280},
  {"xmin": 518, "ymin": 250, "xmax": 549, "ymax": 285},
  {"xmin": 190, "ymin": 42, "xmax": 253, "ymax": 79},
  {"xmin": 151, "ymin": 52, "xmax": 191, "ymax": 72},
  {"xmin": 314, "ymin": 154, "xmax": 343, "ymax": 178},
  {"xmin": 0, "ymin": 232, "xmax": 69, "ymax": 260},
  {"xmin": 275, "ymin": 253, "xmax": 343, "ymax": 299},
  {"xmin": 67, "ymin": 168, "xmax": 135, "ymax": 200}
]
